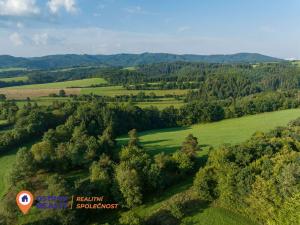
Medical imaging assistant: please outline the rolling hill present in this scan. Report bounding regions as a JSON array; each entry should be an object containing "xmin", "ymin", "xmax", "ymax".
[{"xmin": 0, "ymin": 53, "xmax": 283, "ymax": 69}]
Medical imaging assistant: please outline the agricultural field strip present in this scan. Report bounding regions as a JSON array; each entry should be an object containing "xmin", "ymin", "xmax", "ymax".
[{"xmin": 4, "ymin": 77, "xmax": 107, "ymax": 89}]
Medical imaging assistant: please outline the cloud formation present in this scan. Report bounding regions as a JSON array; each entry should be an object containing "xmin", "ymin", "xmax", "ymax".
[
  {"xmin": 0, "ymin": 0, "xmax": 39, "ymax": 16},
  {"xmin": 47, "ymin": 0, "xmax": 76, "ymax": 14}
]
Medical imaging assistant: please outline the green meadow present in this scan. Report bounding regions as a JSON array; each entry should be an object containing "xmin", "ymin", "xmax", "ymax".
[
  {"xmin": 0, "ymin": 149, "xmax": 18, "ymax": 197},
  {"xmin": 181, "ymin": 207, "xmax": 257, "ymax": 225},
  {"xmin": 0, "ymin": 76, "xmax": 28, "ymax": 82},
  {"xmin": 119, "ymin": 108, "xmax": 300, "ymax": 155},
  {"xmin": 0, "ymin": 140, "xmax": 38, "ymax": 197},
  {"xmin": 5, "ymin": 77, "xmax": 107, "ymax": 89}
]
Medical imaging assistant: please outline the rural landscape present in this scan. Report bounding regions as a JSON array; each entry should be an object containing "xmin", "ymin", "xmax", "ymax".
[
  {"xmin": 0, "ymin": 53, "xmax": 299, "ymax": 225},
  {"xmin": 0, "ymin": 0, "xmax": 299, "ymax": 225}
]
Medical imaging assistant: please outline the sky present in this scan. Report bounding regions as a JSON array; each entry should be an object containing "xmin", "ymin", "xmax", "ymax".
[{"xmin": 0, "ymin": 0, "xmax": 299, "ymax": 58}]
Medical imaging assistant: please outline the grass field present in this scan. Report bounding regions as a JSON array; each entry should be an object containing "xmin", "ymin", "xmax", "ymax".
[
  {"xmin": 0, "ymin": 78, "xmax": 107, "ymax": 99},
  {"xmin": 0, "ymin": 76, "xmax": 28, "ymax": 82},
  {"xmin": 0, "ymin": 139, "xmax": 39, "ymax": 197},
  {"xmin": 0, "ymin": 149, "xmax": 18, "ymax": 197},
  {"xmin": 81, "ymin": 86, "xmax": 188, "ymax": 96},
  {"xmin": 181, "ymin": 207, "xmax": 257, "ymax": 225},
  {"xmin": 0, "ymin": 88, "xmax": 81, "ymax": 99},
  {"xmin": 119, "ymin": 108, "xmax": 300, "ymax": 155},
  {"xmin": 292, "ymin": 60, "xmax": 300, "ymax": 67},
  {"xmin": 0, "ymin": 77, "xmax": 188, "ymax": 100},
  {"xmin": 5, "ymin": 77, "xmax": 107, "ymax": 89}
]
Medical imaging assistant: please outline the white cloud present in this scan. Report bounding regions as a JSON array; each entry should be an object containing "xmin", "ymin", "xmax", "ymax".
[
  {"xmin": 33, "ymin": 33, "xmax": 48, "ymax": 45},
  {"xmin": 9, "ymin": 32, "xmax": 23, "ymax": 46},
  {"xmin": 0, "ymin": 0, "xmax": 39, "ymax": 16},
  {"xmin": 47, "ymin": 0, "xmax": 77, "ymax": 14}
]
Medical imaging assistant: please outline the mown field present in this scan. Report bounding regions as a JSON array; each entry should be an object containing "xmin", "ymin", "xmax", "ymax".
[
  {"xmin": 0, "ymin": 88, "xmax": 81, "ymax": 99},
  {"xmin": 5, "ymin": 77, "xmax": 107, "ymax": 89},
  {"xmin": 0, "ymin": 78, "xmax": 106, "ymax": 99},
  {"xmin": 119, "ymin": 108, "xmax": 300, "ymax": 155}
]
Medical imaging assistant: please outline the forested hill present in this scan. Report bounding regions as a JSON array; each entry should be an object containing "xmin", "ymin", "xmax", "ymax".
[{"xmin": 0, "ymin": 53, "xmax": 283, "ymax": 69}]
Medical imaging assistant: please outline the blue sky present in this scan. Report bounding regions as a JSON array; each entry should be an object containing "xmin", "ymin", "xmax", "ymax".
[{"xmin": 0, "ymin": 0, "xmax": 299, "ymax": 58}]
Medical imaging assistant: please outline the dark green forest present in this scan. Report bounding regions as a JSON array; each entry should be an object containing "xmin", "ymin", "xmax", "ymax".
[{"xmin": 0, "ymin": 53, "xmax": 282, "ymax": 69}]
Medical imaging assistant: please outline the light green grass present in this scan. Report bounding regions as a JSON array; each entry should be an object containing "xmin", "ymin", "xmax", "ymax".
[
  {"xmin": 0, "ymin": 149, "xmax": 18, "ymax": 197},
  {"xmin": 0, "ymin": 139, "xmax": 39, "ymax": 197},
  {"xmin": 0, "ymin": 76, "xmax": 28, "ymax": 82},
  {"xmin": 292, "ymin": 60, "xmax": 300, "ymax": 67},
  {"xmin": 81, "ymin": 86, "xmax": 188, "ymax": 96},
  {"xmin": 0, "ymin": 68, "xmax": 26, "ymax": 72},
  {"xmin": 181, "ymin": 207, "xmax": 257, "ymax": 225},
  {"xmin": 6, "ymin": 78, "xmax": 107, "ymax": 89},
  {"xmin": 118, "ymin": 108, "xmax": 300, "ymax": 155},
  {"xmin": 0, "ymin": 120, "xmax": 7, "ymax": 125}
]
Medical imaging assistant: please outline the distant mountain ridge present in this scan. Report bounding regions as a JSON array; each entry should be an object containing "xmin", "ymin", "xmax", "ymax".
[{"xmin": 0, "ymin": 53, "xmax": 283, "ymax": 69}]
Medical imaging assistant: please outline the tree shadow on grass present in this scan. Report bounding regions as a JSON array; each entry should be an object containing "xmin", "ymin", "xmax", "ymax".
[
  {"xmin": 182, "ymin": 199, "xmax": 210, "ymax": 216},
  {"xmin": 141, "ymin": 126, "xmax": 192, "ymax": 135},
  {"xmin": 145, "ymin": 200, "xmax": 211, "ymax": 225},
  {"xmin": 145, "ymin": 145, "xmax": 179, "ymax": 156},
  {"xmin": 145, "ymin": 209, "xmax": 181, "ymax": 225},
  {"xmin": 142, "ymin": 139, "xmax": 171, "ymax": 145}
]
